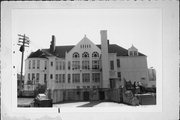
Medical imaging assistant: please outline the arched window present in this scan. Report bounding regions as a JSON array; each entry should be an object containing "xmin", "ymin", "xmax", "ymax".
[
  {"xmin": 92, "ymin": 52, "xmax": 99, "ymax": 58},
  {"xmin": 82, "ymin": 52, "xmax": 89, "ymax": 58},
  {"xmin": 73, "ymin": 52, "xmax": 80, "ymax": 58}
]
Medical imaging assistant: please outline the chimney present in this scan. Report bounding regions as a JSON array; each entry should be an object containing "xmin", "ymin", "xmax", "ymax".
[
  {"xmin": 107, "ymin": 40, "xmax": 110, "ymax": 49},
  {"xmin": 50, "ymin": 35, "xmax": 56, "ymax": 53},
  {"xmin": 100, "ymin": 30, "xmax": 110, "ymax": 88}
]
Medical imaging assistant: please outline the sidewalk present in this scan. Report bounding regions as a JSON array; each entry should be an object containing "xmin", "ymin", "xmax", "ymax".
[{"xmin": 18, "ymin": 98, "xmax": 34, "ymax": 107}]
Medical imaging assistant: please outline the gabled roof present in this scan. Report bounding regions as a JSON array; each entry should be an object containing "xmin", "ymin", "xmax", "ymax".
[{"xmin": 28, "ymin": 44, "xmax": 145, "ymax": 59}]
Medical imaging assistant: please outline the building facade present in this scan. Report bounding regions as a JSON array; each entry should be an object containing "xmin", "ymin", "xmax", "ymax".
[{"xmin": 24, "ymin": 30, "xmax": 149, "ymax": 103}]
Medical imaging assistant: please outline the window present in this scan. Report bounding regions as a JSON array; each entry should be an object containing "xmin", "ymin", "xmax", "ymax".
[
  {"xmin": 59, "ymin": 61, "xmax": 62, "ymax": 70},
  {"xmin": 118, "ymin": 72, "xmax": 121, "ymax": 81},
  {"xmin": 28, "ymin": 73, "xmax": 30, "ymax": 80},
  {"xmin": 29, "ymin": 60, "xmax": 31, "ymax": 69},
  {"xmin": 36, "ymin": 73, "xmax": 39, "ymax": 83},
  {"xmin": 62, "ymin": 74, "xmax": 65, "ymax": 83},
  {"xmin": 72, "ymin": 74, "xmax": 80, "ymax": 83},
  {"xmin": 56, "ymin": 61, "xmax": 58, "ymax": 70},
  {"xmin": 82, "ymin": 60, "xmax": 89, "ymax": 69},
  {"xmin": 32, "ymin": 60, "xmax": 35, "ymax": 69},
  {"xmin": 32, "ymin": 73, "xmax": 35, "ymax": 83},
  {"xmin": 63, "ymin": 61, "xmax": 65, "ymax": 70},
  {"xmin": 37, "ymin": 60, "xmax": 40, "ymax": 69},
  {"xmin": 51, "ymin": 62, "xmax": 53, "ymax": 66},
  {"xmin": 50, "ymin": 74, "xmax": 53, "ymax": 79},
  {"xmin": 82, "ymin": 52, "xmax": 89, "ymax": 58},
  {"xmin": 59, "ymin": 74, "xmax": 61, "ymax": 83},
  {"xmin": 92, "ymin": 60, "xmax": 100, "ymax": 69},
  {"xmin": 44, "ymin": 74, "xmax": 47, "ymax": 84},
  {"xmin": 130, "ymin": 51, "xmax": 133, "ymax": 56},
  {"xmin": 55, "ymin": 74, "xmax": 58, "ymax": 83},
  {"xmin": 117, "ymin": 59, "xmax": 120, "ymax": 68},
  {"xmin": 68, "ymin": 74, "xmax": 71, "ymax": 83},
  {"xmin": 110, "ymin": 61, "xmax": 114, "ymax": 70},
  {"xmin": 82, "ymin": 73, "xmax": 90, "ymax": 83},
  {"xmin": 44, "ymin": 61, "xmax": 47, "ymax": 70},
  {"xmin": 92, "ymin": 73, "xmax": 100, "ymax": 83},
  {"xmin": 68, "ymin": 61, "xmax": 71, "ymax": 70},
  {"xmin": 72, "ymin": 61, "xmax": 80, "ymax": 70},
  {"xmin": 73, "ymin": 52, "xmax": 80, "ymax": 58},
  {"xmin": 92, "ymin": 52, "xmax": 99, "ymax": 58},
  {"xmin": 134, "ymin": 51, "xmax": 138, "ymax": 56}
]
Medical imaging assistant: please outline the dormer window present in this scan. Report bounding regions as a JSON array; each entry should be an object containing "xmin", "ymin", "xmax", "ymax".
[
  {"xmin": 128, "ymin": 45, "xmax": 139, "ymax": 56},
  {"xmin": 130, "ymin": 51, "xmax": 133, "ymax": 56}
]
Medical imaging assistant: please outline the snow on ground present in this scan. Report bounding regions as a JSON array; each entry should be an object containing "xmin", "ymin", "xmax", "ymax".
[{"xmin": 53, "ymin": 102, "xmax": 89, "ymax": 108}]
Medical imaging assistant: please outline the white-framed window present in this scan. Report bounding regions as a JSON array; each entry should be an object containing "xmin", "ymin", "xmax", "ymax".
[
  {"xmin": 92, "ymin": 73, "xmax": 100, "ymax": 83},
  {"xmin": 73, "ymin": 52, "xmax": 80, "ymax": 58},
  {"xmin": 36, "ymin": 73, "xmax": 39, "ymax": 83},
  {"xmin": 28, "ymin": 73, "xmax": 30, "ymax": 80},
  {"xmin": 72, "ymin": 61, "xmax": 80, "ymax": 70},
  {"xmin": 92, "ymin": 51, "xmax": 99, "ymax": 58},
  {"xmin": 29, "ymin": 60, "xmax": 31, "ymax": 69},
  {"xmin": 82, "ymin": 52, "xmax": 89, "ymax": 58},
  {"xmin": 82, "ymin": 73, "xmax": 90, "ymax": 83},
  {"xmin": 118, "ymin": 72, "xmax": 121, "ymax": 81},
  {"xmin": 68, "ymin": 61, "xmax": 71, "ymax": 70},
  {"xmin": 56, "ymin": 61, "xmax": 58, "ymax": 70},
  {"xmin": 58, "ymin": 74, "xmax": 61, "ymax": 83},
  {"xmin": 62, "ymin": 74, "xmax": 65, "ymax": 83},
  {"xmin": 59, "ymin": 61, "xmax": 62, "ymax": 70},
  {"xmin": 117, "ymin": 59, "xmax": 120, "ymax": 68},
  {"xmin": 44, "ymin": 61, "xmax": 47, "ymax": 70},
  {"xmin": 50, "ymin": 74, "xmax": 53, "ymax": 79},
  {"xmin": 68, "ymin": 74, "xmax": 71, "ymax": 83},
  {"xmin": 44, "ymin": 74, "xmax": 47, "ymax": 84},
  {"xmin": 32, "ymin": 60, "xmax": 35, "ymax": 69},
  {"xmin": 110, "ymin": 61, "xmax": 114, "ymax": 70},
  {"xmin": 32, "ymin": 73, "xmax": 35, "ymax": 84},
  {"xmin": 55, "ymin": 74, "xmax": 58, "ymax": 83},
  {"xmin": 92, "ymin": 60, "xmax": 100, "ymax": 69},
  {"xmin": 82, "ymin": 60, "xmax": 89, "ymax": 69},
  {"xmin": 37, "ymin": 60, "xmax": 40, "ymax": 69},
  {"xmin": 72, "ymin": 74, "xmax": 80, "ymax": 83},
  {"xmin": 63, "ymin": 61, "xmax": 65, "ymax": 70}
]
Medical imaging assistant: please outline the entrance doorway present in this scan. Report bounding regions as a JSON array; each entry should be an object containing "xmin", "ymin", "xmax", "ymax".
[
  {"xmin": 99, "ymin": 91, "xmax": 105, "ymax": 100},
  {"xmin": 83, "ymin": 91, "xmax": 89, "ymax": 101}
]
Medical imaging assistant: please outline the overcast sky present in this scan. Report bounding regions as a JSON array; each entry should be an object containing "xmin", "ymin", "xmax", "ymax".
[{"xmin": 12, "ymin": 9, "xmax": 162, "ymax": 74}]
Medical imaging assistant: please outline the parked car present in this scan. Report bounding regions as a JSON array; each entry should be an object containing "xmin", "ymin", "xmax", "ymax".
[{"xmin": 30, "ymin": 94, "xmax": 52, "ymax": 107}]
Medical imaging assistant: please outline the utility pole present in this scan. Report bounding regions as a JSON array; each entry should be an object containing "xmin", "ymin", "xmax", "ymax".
[{"xmin": 17, "ymin": 34, "xmax": 30, "ymax": 94}]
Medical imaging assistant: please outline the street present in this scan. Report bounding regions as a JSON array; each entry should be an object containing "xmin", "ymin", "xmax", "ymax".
[
  {"xmin": 18, "ymin": 98, "xmax": 156, "ymax": 108},
  {"xmin": 53, "ymin": 101, "xmax": 138, "ymax": 108},
  {"xmin": 18, "ymin": 98, "xmax": 133, "ymax": 107}
]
